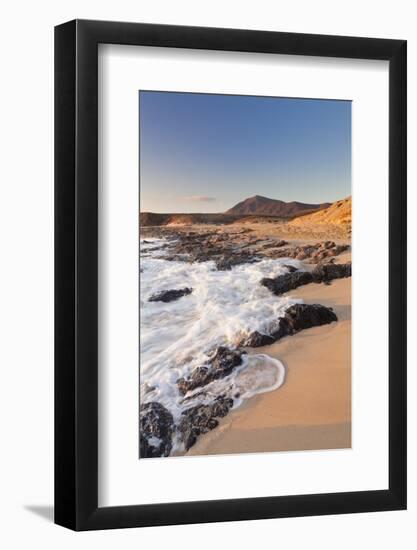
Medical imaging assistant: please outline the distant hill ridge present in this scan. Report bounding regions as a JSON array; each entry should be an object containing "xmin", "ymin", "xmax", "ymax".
[
  {"xmin": 289, "ymin": 196, "xmax": 351, "ymax": 227},
  {"xmin": 140, "ymin": 195, "xmax": 334, "ymax": 226},
  {"xmin": 225, "ymin": 195, "xmax": 330, "ymax": 217}
]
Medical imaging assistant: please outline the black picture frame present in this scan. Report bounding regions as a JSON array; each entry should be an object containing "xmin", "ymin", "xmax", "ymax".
[{"xmin": 55, "ymin": 19, "xmax": 407, "ymax": 531}]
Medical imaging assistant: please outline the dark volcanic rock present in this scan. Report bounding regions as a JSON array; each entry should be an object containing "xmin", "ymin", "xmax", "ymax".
[
  {"xmin": 178, "ymin": 396, "xmax": 234, "ymax": 450},
  {"xmin": 215, "ymin": 252, "xmax": 259, "ymax": 271},
  {"xmin": 312, "ymin": 262, "xmax": 352, "ymax": 283},
  {"xmin": 142, "ymin": 227, "xmax": 349, "ymax": 268},
  {"xmin": 277, "ymin": 303, "xmax": 337, "ymax": 334},
  {"xmin": 265, "ymin": 242, "xmax": 349, "ymax": 263},
  {"xmin": 261, "ymin": 263, "xmax": 351, "ymax": 295},
  {"xmin": 239, "ymin": 331, "xmax": 276, "ymax": 347},
  {"xmin": 239, "ymin": 304, "xmax": 337, "ymax": 348},
  {"xmin": 177, "ymin": 347, "xmax": 245, "ymax": 395},
  {"xmin": 148, "ymin": 287, "xmax": 193, "ymax": 303},
  {"xmin": 261, "ymin": 271, "xmax": 314, "ymax": 295},
  {"xmin": 139, "ymin": 402, "xmax": 174, "ymax": 458}
]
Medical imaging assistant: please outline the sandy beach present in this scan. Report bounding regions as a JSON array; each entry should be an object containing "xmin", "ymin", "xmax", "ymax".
[
  {"xmin": 187, "ymin": 273, "xmax": 351, "ymax": 456},
  {"xmin": 140, "ymin": 220, "xmax": 352, "ymax": 459}
]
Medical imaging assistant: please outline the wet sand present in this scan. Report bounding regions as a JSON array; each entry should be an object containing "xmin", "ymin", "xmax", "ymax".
[{"xmin": 187, "ymin": 276, "xmax": 351, "ymax": 456}]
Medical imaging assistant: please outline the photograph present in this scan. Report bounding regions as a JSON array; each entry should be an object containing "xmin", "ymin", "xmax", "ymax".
[
  {"xmin": 0, "ymin": 2, "xmax": 409, "ymax": 541},
  {"xmin": 139, "ymin": 91, "xmax": 352, "ymax": 459}
]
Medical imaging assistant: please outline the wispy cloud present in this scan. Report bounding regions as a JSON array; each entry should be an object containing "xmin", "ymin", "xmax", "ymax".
[{"xmin": 183, "ymin": 195, "xmax": 217, "ymax": 203}]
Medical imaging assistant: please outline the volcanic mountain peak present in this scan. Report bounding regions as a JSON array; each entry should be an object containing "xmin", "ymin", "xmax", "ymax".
[{"xmin": 226, "ymin": 195, "xmax": 330, "ymax": 218}]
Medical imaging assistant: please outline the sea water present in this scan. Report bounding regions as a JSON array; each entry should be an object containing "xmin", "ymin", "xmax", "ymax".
[{"xmin": 140, "ymin": 238, "xmax": 304, "ymax": 450}]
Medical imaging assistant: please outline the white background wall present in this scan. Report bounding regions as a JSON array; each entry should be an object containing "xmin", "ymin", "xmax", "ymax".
[{"xmin": 0, "ymin": 1, "xmax": 415, "ymax": 548}]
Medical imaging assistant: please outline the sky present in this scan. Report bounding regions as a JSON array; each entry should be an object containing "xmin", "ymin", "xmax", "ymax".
[{"xmin": 139, "ymin": 91, "xmax": 351, "ymax": 213}]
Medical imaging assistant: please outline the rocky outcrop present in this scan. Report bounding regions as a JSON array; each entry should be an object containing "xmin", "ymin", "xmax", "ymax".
[
  {"xmin": 215, "ymin": 253, "xmax": 259, "ymax": 271},
  {"xmin": 239, "ymin": 304, "xmax": 337, "ymax": 348},
  {"xmin": 278, "ymin": 303, "xmax": 337, "ymax": 334},
  {"xmin": 177, "ymin": 347, "xmax": 245, "ymax": 395},
  {"xmin": 261, "ymin": 262, "xmax": 351, "ymax": 295},
  {"xmin": 264, "ymin": 241, "xmax": 349, "ymax": 263},
  {"xmin": 261, "ymin": 271, "xmax": 314, "ymax": 295},
  {"xmin": 148, "ymin": 287, "xmax": 193, "ymax": 303},
  {"xmin": 139, "ymin": 402, "xmax": 174, "ymax": 458},
  {"xmin": 178, "ymin": 396, "xmax": 234, "ymax": 450},
  {"xmin": 239, "ymin": 331, "xmax": 276, "ymax": 347},
  {"xmin": 311, "ymin": 262, "xmax": 352, "ymax": 283},
  {"xmin": 140, "ymin": 225, "xmax": 349, "ymax": 268}
]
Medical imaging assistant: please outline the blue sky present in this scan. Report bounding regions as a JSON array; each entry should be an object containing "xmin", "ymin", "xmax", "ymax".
[{"xmin": 139, "ymin": 91, "xmax": 351, "ymax": 213}]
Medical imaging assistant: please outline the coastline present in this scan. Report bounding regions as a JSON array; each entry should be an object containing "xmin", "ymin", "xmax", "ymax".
[
  {"xmin": 185, "ymin": 276, "xmax": 351, "ymax": 457},
  {"xmin": 140, "ymin": 223, "xmax": 352, "ymax": 459}
]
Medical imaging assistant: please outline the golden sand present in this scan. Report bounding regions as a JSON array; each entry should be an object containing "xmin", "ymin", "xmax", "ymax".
[{"xmin": 187, "ymin": 276, "xmax": 351, "ymax": 456}]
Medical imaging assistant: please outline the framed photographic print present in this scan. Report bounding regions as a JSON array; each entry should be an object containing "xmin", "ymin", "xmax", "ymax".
[{"xmin": 55, "ymin": 20, "xmax": 407, "ymax": 530}]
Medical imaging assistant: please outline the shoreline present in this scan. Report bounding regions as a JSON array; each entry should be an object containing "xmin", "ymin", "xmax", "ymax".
[
  {"xmin": 185, "ymin": 276, "xmax": 351, "ymax": 457},
  {"xmin": 140, "ymin": 225, "xmax": 352, "ymax": 459},
  {"xmin": 141, "ymin": 220, "xmax": 351, "ymax": 243}
]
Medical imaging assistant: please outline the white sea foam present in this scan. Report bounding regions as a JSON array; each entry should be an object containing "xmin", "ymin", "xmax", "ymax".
[{"xmin": 140, "ymin": 243, "xmax": 303, "ymax": 448}]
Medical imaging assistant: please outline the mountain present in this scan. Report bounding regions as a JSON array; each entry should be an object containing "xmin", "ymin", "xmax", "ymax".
[
  {"xmin": 139, "ymin": 195, "xmax": 336, "ymax": 227},
  {"xmin": 289, "ymin": 196, "xmax": 351, "ymax": 227},
  {"xmin": 225, "ymin": 195, "xmax": 330, "ymax": 218}
]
